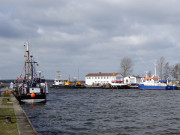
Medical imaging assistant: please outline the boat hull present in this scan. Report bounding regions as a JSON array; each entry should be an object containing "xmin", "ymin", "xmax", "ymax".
[
  {"xmin": 111, "ymin": 85, "xmax": 130, "ymax": 89},
  {"xmin": 14, "ymin": 93, "xmax": 46, "ymax": 103},
  {"xmin": 139, "ymin": 84, "xmax": 177, "ymax": 90},
  {"xmin": 166, "ymin": 86, "xmax": 177, "ymax": 90},
  {"xmin": 20, "ymin": 98, "xmax": 46, "ymax": 103},
  {"xmin": 51, "ymin": 85, "xmax": 86, "ymax": 89}
]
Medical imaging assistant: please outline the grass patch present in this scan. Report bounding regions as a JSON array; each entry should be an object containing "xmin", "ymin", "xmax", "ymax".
[
  {"xmin": 2, "ymin": 98, "xmax": 13, "ymax": 106},
  {"xmin": 0, "ymin": 108, "xmax": 19, "ymax": 135},
  {"xmin": 4, "ymin": 94, "xmax": 11, "ymax": 97}
]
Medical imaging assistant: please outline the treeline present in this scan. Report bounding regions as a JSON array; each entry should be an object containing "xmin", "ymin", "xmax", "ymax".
[
  {"xmin": 0, "ymin": 80, "xmax": 17, "ymax": 83},
  {"xmin": 155, "ymin": 56, "xmax": 179, "ymax": 80},
  {"xmin": 119, "ymin": 56, "xmax": 180, "ymax": 80}
]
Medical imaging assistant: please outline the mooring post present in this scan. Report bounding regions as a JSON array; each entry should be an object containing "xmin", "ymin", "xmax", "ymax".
[{"xmin": 5, "ymin": 116, "xmax": 12, "ymax": 124}]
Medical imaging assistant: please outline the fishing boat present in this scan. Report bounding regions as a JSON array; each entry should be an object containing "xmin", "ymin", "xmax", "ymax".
[
  {"xmin": 138, "ymin": 65, "xmax": 177, "ymax": 90},
  {"xmin": 14, "ymin": 42, "xmax": 47, "ymax": 103}
]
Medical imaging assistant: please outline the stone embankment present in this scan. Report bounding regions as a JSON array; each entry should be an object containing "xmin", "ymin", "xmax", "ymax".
[{"xmin": 0, "ymin": 89, "xmax": 37, "ymax": 135}]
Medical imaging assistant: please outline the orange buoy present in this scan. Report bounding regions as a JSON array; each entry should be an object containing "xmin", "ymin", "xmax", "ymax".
[{"xmin": 31, "ymin": 93, "xmax": 36, "ymax": 98}]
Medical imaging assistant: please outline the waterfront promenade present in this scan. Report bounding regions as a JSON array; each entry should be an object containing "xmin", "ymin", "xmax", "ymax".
[{"xmin": 0, "ymin": 90, "xmax": 37, "ymax": 135}]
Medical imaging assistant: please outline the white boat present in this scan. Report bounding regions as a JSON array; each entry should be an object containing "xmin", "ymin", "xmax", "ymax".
[
  {"xmin": 138, "ymin": 65, "xmax": 177, "ymax": 90},
  {"xmin": 50, "ymin": 71, "xmax": 86, "ymax": 89},
  {"xmin": 50, "ymin": 71, "xmax": 70, "ymax": 88},
  {"xmin": 110, "ymin": 80, "xmax": 130, "ymax": 89}
]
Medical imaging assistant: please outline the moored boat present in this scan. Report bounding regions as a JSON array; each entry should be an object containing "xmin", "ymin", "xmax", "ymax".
[
  {"xmin": 51, "ymin": 80, "xmax": 86, "ymax": 89},
  {"xmin": 13, "ymin": 42, "xmax": 47, "ymax": 103},
  {"xmin": 50, "ymin": 71, "xmax": 86, "ymax": 89},
  {"xmin": 110, "ymin": 80, "xmax": 130, "ymax": 89},
  {"xmin": 50, "ymin": 71, "xmax": 72, "ymax": 88},
  {"xmin": 138, "ymin": 78, "xmax": 177, "ymax": 90},
  {"xmin": 138, "ymin": 65, "xmax": 177, "ymax": 90}
]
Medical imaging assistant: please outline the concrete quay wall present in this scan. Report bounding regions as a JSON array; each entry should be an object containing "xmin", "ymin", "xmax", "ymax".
[{"xmin": 0, "ymin": 92, "xmax": 37, "ymax": 135}]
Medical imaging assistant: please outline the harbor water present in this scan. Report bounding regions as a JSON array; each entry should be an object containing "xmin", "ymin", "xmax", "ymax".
[{"xmin": 21, "ymin": 88, "xmax": 180, "ymax": 135}]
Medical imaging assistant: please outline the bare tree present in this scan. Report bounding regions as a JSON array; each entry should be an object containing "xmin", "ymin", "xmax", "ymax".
[
  {"xmin": 171, "ymin": 63, "xmax": 180, "ymax": 80},
  {"xmin": 147, "ymin": 71, "xmax": 152, "ymax": 77},
  {"xmin": 156, "ymin": 56, "xmax": 165, "ymax": 79},
  {"xmin": 163, "ymin": 62, "xmax": 171, "ymax": 80},
  {"xmin": 120, "ymin": 57, "xmax": 133, "ymax": 77}
]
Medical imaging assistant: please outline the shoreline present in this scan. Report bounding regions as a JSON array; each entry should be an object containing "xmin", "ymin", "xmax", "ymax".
[{"xmin": 0, "ymin": 89, "xmax": 37, "ymax": 135}]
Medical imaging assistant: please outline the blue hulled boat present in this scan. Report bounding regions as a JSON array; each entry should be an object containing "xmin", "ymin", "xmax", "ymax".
[
  {"xmin": 138, "ymin": 78, "xmax": 177, "ymax": 90},
  {"xmin": 138, "ymin": 64, "xmax": 177, "ymax": 90}
]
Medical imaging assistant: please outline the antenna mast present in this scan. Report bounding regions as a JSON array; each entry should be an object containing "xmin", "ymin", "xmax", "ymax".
[
  {"xmin": 57, "ymin": 70, "xmax": 61, "ymax": 80},
  {"xmin": 154, "ymin": 63, "xmax": 157, "ymax": 77},
  {"xmin": 26, "ymin": 41, "xmax": 30, "ymax": 81},
  {"xmin": 145, "ymin": 71, "xmax": 148, "ymax": 77}
]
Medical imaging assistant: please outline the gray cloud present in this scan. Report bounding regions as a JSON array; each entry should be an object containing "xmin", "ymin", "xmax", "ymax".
[{"xmin": 0, "ymin": 0, "xmax": 180, "ymax": 79}]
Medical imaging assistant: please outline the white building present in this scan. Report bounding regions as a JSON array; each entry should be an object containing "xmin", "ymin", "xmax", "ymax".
[{"xmin": 85, "ymin": 72, "xmax": 121, "ymax": 86}]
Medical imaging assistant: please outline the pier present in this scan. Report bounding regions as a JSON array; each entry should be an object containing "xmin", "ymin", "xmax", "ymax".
[{"xmin": 0, "ymin": 89, "xmax": 37, "ymax": 135}]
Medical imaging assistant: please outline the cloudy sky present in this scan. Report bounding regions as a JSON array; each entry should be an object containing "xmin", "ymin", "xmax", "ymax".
[{"xmin": 0, "ymin": 0, "xmax": 180, "ymax": 80}]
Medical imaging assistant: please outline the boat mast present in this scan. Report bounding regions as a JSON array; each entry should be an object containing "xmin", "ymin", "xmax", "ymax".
[
  {"xmin": 57, "ymin": 70, "xmax": 60, "ymax": 80},
  {"xmin": 145, "ymin": 71, "xmax": 148, "ymax": 77},
  {"xmin": 154, "ymin": 63, "xmax": 157, "ymax": 77},
  {"xmin": 78, "ymin": 68, "xmax": 79, "ymax": 81},
  {"xmin": 30, "ymin": 55, "xmax": 34, "ymax": 83},
  {"xmin": 26, "ymin": 42, "xmax": 30, "ymax": 81},
  {"xmin": 38, "ymin": 71, "xmax": 41, "ymax": 78}
]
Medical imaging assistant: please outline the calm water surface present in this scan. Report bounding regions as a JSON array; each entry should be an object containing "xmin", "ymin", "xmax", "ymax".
[{"xmin": 21, "ymin": 88, "xmax": 180, "ymax": 135}]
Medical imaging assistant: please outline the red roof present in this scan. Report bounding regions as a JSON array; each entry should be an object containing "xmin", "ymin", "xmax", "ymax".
[{"xmin": 86, "ymin": 72, "xmax": 118, "ymax": 77}]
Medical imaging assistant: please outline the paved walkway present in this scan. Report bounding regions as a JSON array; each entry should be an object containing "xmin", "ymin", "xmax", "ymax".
[{"xmin": 0, "ymin": 91, "xmax": 37, "ymax": 135}]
